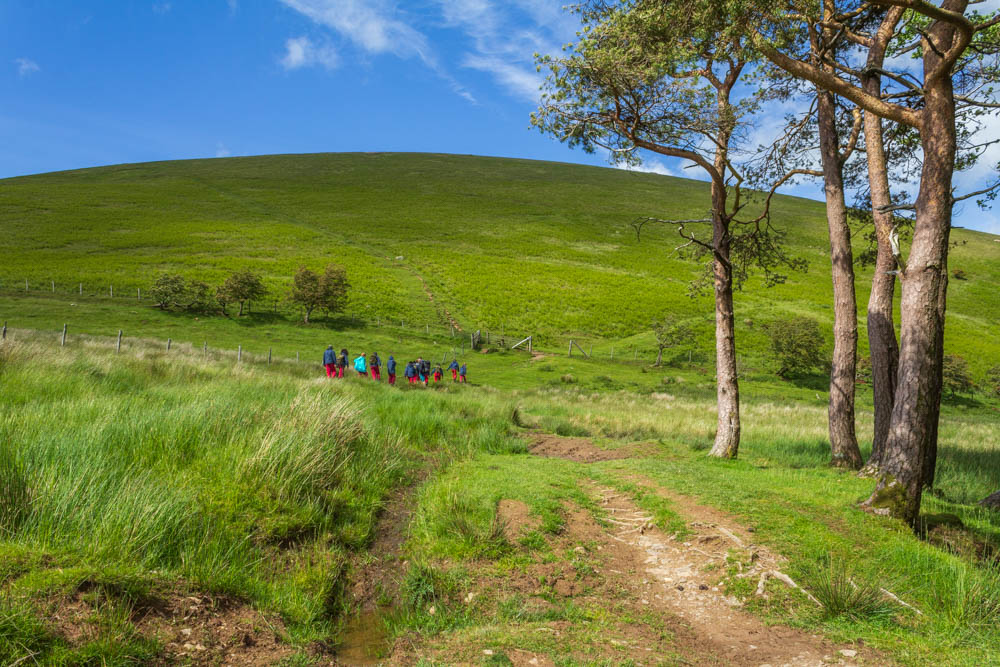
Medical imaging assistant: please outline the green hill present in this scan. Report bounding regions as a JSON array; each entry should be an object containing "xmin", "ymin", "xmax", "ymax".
[{"xmin": 2, "ymin": 152, "xmax": 999, "ymax": 369}]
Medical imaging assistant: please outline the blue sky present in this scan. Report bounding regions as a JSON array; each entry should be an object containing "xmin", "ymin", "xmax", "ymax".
[{"xmin": 2, "ymin": 0, "xmax": 998, "ymax": 234}]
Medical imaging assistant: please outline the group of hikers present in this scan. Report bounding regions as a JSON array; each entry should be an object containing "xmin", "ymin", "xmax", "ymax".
[{"xmin": 322, "ymin": 346, "xmax": 467, "ymax": 385}]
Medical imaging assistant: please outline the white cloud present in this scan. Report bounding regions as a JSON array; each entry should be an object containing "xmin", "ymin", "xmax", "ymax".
[
  {"xmin": 215, "ymin": 142, "xmax": 231, "ymax": 158},
  {"xmin": 462, "ymin": 55, "xmax": 541, "ymax": 102},
  {"xmin": 279, "ymin": 0, "xmax": 432, "ymax": 64},
  {"xmin": 280, "ymin": 35, "xmax": 339, "ymax": 70},
  {"xmin": 227, "ymin": 0, "xmax": 238, "ymax": 13},
  {"xmin": 621, "ymin": 159, "xmax": 676, "ymax": 177},
  {"xmin": 279, "ymin": 0, "xmax": 478, "ymax": 102},
  {"xmin": 152, "ymin": 2, "xmax": 172, "ymax": 14},
  {"xmin": 437, "ymin": 0, "xmax": 574, "ymax": 103},
  {"xmin": 15, "ymin": 58, "xmax": 39, "ymax": 77}
]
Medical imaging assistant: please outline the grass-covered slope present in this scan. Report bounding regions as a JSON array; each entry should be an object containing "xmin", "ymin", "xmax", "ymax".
[{"xmin": 2, "ymin": 152, "xmax": 999, "ymax": 366}]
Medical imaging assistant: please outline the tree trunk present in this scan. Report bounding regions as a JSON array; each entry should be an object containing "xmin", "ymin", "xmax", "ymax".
[
  {"xmin": 238, "ymin": 301, "xmax": 245, "ymax": 317},
  {"xmin": 304, "ymin": 306, "xmax": 312, "ymax": 324},
  {"xmin": 656, "ymin": 346, "xmax": 663, "ymax": 367},
  {"xmin": 816, "ymin": 87, "xmax": 863, "ymax": 470},
  {"xmin": 864, "ymin": 17, "xmax": 958, "ymax": 526},
  {"xmin": 860, "ymin": 8, "xmax": 902, "ymax": 475},
  {"xmin": 709, "ymin": 192, "xmax": 740, "ymax": 459}
]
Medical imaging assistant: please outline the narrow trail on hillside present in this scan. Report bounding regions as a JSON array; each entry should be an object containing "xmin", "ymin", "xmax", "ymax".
[{"xmin": 527, "ymin": 435, "xmax": 882, "ymax": 667}]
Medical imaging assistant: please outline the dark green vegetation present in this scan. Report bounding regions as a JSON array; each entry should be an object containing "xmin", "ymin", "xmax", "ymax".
[{"xmin": 2, "ymin": 153, "xmax": 999, "ymax": 377}]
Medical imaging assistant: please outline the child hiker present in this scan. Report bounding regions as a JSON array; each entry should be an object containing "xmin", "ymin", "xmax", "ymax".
[
  {"xmin": 354, "ymin": 352, "xmax": 368, "ymax": 377},
  {"xmin": 405, "ymin": 360, "xmax": 417, "ymax": 384},
  {"xmin": 370, "ymin": 352, "xmax": 382, "ymax": 381},
  {"xmin": 448, "ymin": 358, "xmax": 459, "ymax": 381},
  {"xmin": 386, "ymin": 355, "xmax": 397, "ymax": 385},
  {"xmin": 323, "ymin": 345, "xmax": 337, "ymax": 378},
  {"xmin": 338, "ymin": 348, "xmax": 348, "ymax": 378},
  {"xmin": 433, "ymin": 364, "xmax": 443, "ymax": 383},
  {"xmin": 459, "ymin": 363, "xmax": 467, "ymax": 383}
]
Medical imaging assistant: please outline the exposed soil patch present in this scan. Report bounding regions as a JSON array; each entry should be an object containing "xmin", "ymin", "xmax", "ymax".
[
  {"xmin": 48, "ymin": 588, "xmax": 297, "ymax": 666},
  {"xmin": 497, "ymin": 499, "xmax": 541, "ymax": 542},
  {"xmin": 528, "ymin": 433, "xmax": 630, "ymax": 463},
  {"xmin": 590, "ymin": 485, "xmax": 880, "ymax": 666}
]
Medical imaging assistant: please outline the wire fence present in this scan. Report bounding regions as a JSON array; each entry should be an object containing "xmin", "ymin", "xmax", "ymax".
[{"xmin": 1, "ymin": 279, "xmax": 679, "ymax": 365}]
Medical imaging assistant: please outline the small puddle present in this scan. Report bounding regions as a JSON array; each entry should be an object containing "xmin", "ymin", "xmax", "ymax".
[{"xmin": 337, "ymin": 611, "xmax": 391, "ymax": 665}]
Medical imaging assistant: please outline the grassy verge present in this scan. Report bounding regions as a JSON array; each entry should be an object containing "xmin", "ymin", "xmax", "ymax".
[{"xmin": 0, "ymin": 336, "xmax": 522, "ymax": 663}]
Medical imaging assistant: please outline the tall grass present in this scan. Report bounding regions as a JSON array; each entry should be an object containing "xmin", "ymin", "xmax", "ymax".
[{"xmin": 0, "ymin": 336, "xmax": 524, "ymax": 661}]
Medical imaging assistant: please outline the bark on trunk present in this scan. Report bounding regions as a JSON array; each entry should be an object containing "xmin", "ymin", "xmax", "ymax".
[
  {"xmin": 816, "ymin": 87, "xmax": 863, "ymax": 469},
  {"xmin": 860, "ymin": 8, "xmax": 902, "ymax": 475},
  {"xmin": 708, "ymin": 174, "xmax": 740, "ymax": 458},
  {"xmin": 709, "ymin": 212, "xmax": 740, "ymax": 459},
  {"xmin": 864, "ymin": 12, "xmax": 959, "ymax": 526}
]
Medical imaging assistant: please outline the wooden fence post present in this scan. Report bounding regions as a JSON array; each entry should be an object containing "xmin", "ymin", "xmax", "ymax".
[
  {"xmin": 167, "ymin": 338, "xmax": 172, "ymax": 351},
  {"xmin": 51, "ymin": 280, "xmax": 55, "ymax": 292},
  {"xmin": 238, "ymin": 345, "xmax": 242, "ymax": 363},
  {"xmin": 426, "ymin": 324, "xmax": 429, "ymax": 335},
  {"xmin": 296, "ymin": 351, "xmax": 299, "ymax": 363},
  {"xmin": 61, "ymin": 324, "xmax": 67, "ymax": 347},
  {"xmin": 2, "ymin": 321, "xmax": 7, "ymax": 340},
  {"xmin": 137, "ymin": 288, "xmax": 141, "ymax": 300},
  {"xmin": 568, "ymin": 340, "xmax": 573, "ymax": 357},
  {"xmin": 203, "ymin": 341, "xmax": 208, "ymax": 356},
  {"xmin": 268, "ymin": 348, "xmax": 272, "ymax": 365},
  {"xmin": 25, "ymin": 279, "xmax": 28, "ymax": 291},
  {"xmin": 110, "ymin": 285, "xmax": 113, "ymax": 298},
  {"xmin": 633, "ymin": 347, "xmax": 637, "ymax": 361},
  {"xmin": 117, "ymin": 330, "xmax": 122, "ymax": 354},
  {"xmin": 79, "ymin": 283, "xmax": 82, "ymax": 295},
  {"xmin": 610, "ymin": 347, "xmax": 614, "ymax": 361}
]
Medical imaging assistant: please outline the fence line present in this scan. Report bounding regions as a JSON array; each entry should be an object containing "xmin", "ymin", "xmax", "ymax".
[{"xmin": 2, "ymin": 281, "xmax": 683, "ymax": 365}]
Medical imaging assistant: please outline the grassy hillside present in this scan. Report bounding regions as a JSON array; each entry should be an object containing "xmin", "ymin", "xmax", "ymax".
[{"xmin": 2, "ymin": 152, "xmax": 999, "ymax": 373}]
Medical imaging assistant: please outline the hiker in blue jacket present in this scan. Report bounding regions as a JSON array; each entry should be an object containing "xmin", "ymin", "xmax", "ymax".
[
  {"xmin": 323, "ymin": 345, "xmax": 336, "ymax": 378},
  {"xmin": 459, "ymin": 363, "xmax": 467, "ymax": 383},
  {"xmin": 370, "ymin": 352, "xmax": 382, "ymax": 381},
  {"xmin": 404, "ymin": 360, "xmax": 417, "ymax": 384},
  {"xmin": 386, "ymin": 355, "xmax": 397, "ymax": 385},
  {"xmin": 353, "ymin": 352, "xmax": 368, "ymax": 377},
  {"xmin": 448, "ymin": 359, "xmax": 459, "ymax": 381},
  {"xmin": 337, "ymin": 348, "xmax": 348, "ymax": 378}
]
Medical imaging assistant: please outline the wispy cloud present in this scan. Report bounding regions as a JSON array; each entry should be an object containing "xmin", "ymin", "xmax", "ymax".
[
  {"xmin": 152, "ymin": 2, "xmax": 172, "ymax": 15},
  {"xmin": 227, "ymin": 0, "xmax": 238, "ymax": 13},
  {"xmin": 278, "ymin": 0, "xmax": 476, "ymax": 102},
  {"xmin": 462, "ymin": 55, "xmax": 541, "ymax": 102},
  {"xmin": 14, "ymin": 58, "xmax": 39, "ymax": 77},
  {"xmin": 437, "ymin": 0, "xmax": 572, "ymax": 103},
  {"xmin": 279, "ymin": 0, "xmax": 432, "ymax": 64},
  {"xmin": 215, "ymin": 142, "xmax": 231, "ymax": 158},
  {"xmin": 280, "ymin": 36, "xmax": 339, "ymax": 71}
]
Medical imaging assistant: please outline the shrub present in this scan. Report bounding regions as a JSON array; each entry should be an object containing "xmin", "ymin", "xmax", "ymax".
[
  {"xmin": 289, "ymin": 265, "xmax": 350, "ymax": 323},
  {"xmin": 987, "ymin": 366, "xmax": 1000, "ymax": 398},
  {"xmin": 149, "ymin": 273, "xmax": 187, "ymax": 310},
  {"xmin": 766, "ymin": 317, "xmax": 825, "ymax": 378},
  {"xmin": 942, "ymin": 355, "xmax": 974, "ymax": 397},
  {"xmin": 148, "ymin": 273, "xmax": 212, "ymax": 312},
  {"xmin": 952, "ymin": 268, "xmax": 968, "ymax": 280},
  {"xmin": 216, "ymin": 269, "xmax": 267, "ymax": 316}
]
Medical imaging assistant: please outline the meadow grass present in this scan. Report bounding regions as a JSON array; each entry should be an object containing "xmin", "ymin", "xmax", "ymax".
[
  {"xmin": 2, "ymin": 153, "xmax": 998, "ymax": 371},
  {"xmin": 0, "ymin": 335, "xmax": 523, "ymax": 663},
  {"xmin": 2, "ymin": 322, "xmax": 999, "ymax": 663}
]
